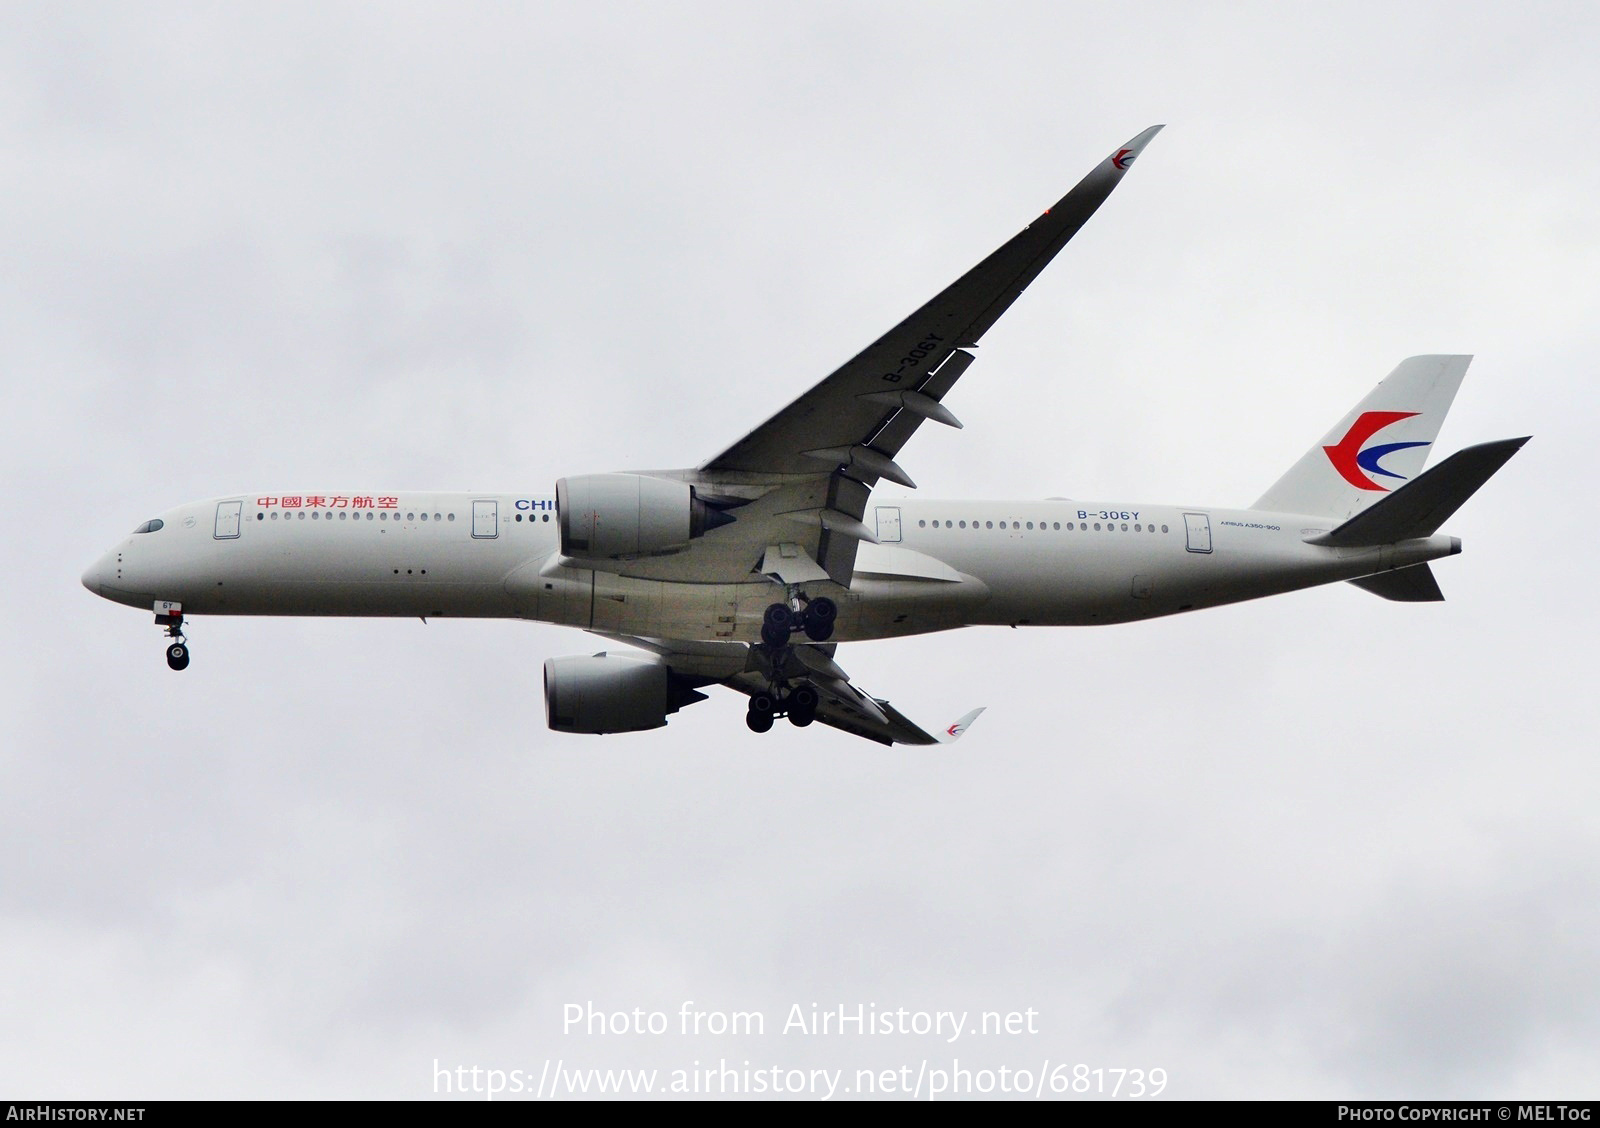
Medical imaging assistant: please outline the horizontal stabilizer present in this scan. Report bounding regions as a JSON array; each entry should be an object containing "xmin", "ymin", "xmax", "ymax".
[
  {"xmin": 1348, "ymin": 563, "xmax": 1445, "ymax": 602},
  {"xmin": 1309, "ymin": 437, "xmax": 1529, "ymax": 548}
]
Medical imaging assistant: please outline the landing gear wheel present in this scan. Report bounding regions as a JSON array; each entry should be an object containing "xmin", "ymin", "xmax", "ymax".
[
  {"xmin": 801, "ymin": 596, "xmax": 837, "ymax": 641},
  {"xmin": 746, "ymin": 690, "xmax": 776, "ymax": 734},
  {"xmin": 762, "ymin": 603, "xmax": 795, "ymax": 629},
  {"xmin": 787, "ymin": 683, "xmax": 818, "ymax": 727},
  {"xmin": 760, "ymin": 602, "xmax": 795, "ymax": 648},
  {"xmin": 165, "ymin": 643, "xmax": 189, "ymax": 671},
  {"xmin": 746, "ymin": 709, "xmax": 774, "ymax": 733}
]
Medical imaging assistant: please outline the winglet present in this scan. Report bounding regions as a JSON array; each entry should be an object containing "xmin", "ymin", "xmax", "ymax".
[
  {"xmin": 1108, "ymin": 125, "xmax": 1164, "ymax": 174},
  {"xmin": 934, "ymin": 707, "xmax": 986, "ymax": 744}
]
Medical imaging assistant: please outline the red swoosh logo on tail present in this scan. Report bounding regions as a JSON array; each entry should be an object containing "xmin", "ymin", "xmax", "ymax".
[{"xmin": 1324, "ymin": 411, "xmax": 1419, "ymax": 490}]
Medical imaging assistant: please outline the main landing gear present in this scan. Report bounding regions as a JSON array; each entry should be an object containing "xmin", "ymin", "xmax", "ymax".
[
  {"xmin": 759, "ymin": 596, "xmax": 836, "ymax": 646},
  {"xmin": 745, "ymin": 594, "xmax": 837, "ymax": 734},
  {"xmin": 156, "ymin": 606, "xmax": 190, "ymax": 671},
  {"xmin": 745, "ymin": 683, "xmax": 820, "ymax": 732}
]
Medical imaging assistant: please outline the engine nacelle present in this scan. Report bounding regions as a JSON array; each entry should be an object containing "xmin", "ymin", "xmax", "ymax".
[
  {"xmin": 543, "ymin": 653, "xmax": 706, "ymax": 735},
  {"xmin": 556, "ymin": 473, "xmax": 733, "ymax": 559}
]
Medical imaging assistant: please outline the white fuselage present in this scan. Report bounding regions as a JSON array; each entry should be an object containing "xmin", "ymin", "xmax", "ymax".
[{"xmin": 81, "ymin": 492, "xmax": 1458, "ymax": 641}]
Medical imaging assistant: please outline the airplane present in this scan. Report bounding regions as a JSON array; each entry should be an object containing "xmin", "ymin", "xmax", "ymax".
[{"xmin": 81, "ymin": 126, "xmax": 1529, "ymax": 746}]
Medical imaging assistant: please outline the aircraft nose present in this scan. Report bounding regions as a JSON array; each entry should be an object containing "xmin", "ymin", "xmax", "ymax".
[{"xmin": 81, "ymin": 553, "xmax": 112, "ymax": 596}]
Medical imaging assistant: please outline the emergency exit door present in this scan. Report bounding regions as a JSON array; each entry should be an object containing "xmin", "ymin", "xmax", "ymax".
[
  {"xmin": 213, "ymin": 500, "xmax": 242, "ymax": 539},
  {"xmin": 1183, "ymin": 512, "xmax": 1212, "ymax": 553},
  {"xmin": 472, "ymin": 499, "xmax": 499, "ymax": 539}
]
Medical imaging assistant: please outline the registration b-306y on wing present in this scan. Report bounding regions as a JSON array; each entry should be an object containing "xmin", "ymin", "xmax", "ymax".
[{"xmin": 82, "ymin": 127, "xmax": 1528, "ymax": 745}]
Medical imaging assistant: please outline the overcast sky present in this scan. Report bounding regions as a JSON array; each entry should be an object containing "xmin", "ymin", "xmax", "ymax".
[{"xmin": 3, "ymin": 1, "xmax": 1596, "ymax": 1100}]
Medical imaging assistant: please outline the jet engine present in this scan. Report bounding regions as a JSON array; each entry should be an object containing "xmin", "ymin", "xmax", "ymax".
[
  {"xmin": 556, "ymin": 473, "xmax": 735, "ymax": 559},
  {"xmin": 543, "ymin": 652, "xmax": 708, "ymax": 735}
]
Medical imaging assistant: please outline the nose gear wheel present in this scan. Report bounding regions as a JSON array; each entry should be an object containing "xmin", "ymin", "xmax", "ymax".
[{"xmin": 157, "ymin": 611, "xmax": 190, "ymax": 671}]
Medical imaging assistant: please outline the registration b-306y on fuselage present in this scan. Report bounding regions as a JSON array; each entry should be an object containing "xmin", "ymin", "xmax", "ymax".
[{"xmin": 82, "ymin": 127, "xmax": 1528, "ymax": 745}]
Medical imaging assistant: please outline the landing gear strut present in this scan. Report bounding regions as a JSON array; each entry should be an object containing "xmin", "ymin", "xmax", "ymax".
[{"xmin": 157, "ymin": 606, "xmax": 189, "ymax": 671}]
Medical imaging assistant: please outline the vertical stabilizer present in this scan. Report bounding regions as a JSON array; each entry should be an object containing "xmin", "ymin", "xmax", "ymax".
[{"xmin": 1253, "ymin": 355, "xmax": 1471, "ymax": 521}]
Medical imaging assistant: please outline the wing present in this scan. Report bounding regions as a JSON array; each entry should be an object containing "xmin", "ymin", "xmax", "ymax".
[
  {"xmin": 595, "ymin": 634, "xmax": 984, "ymax": 747},
  {"xmin": 593, "ymin": 127, "xmax": 1162, "ymax": 587},
  {"xmin": 701, "ymin": 125, "xmax": 1164, "ymax": 481}
]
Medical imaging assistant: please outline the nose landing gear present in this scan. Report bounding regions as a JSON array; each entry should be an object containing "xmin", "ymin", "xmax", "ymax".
[{"xmin": 155, "ymin": 602, "xmax": 189, "ymax": 671}]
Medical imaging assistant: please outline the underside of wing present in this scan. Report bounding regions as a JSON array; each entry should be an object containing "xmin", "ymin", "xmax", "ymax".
[
  {"xmin": 722, "ymin": 664, "xmax": 937, "ymax": 746},
  {"xmin": 599, "ymin": 633, "xmax": 983, "ymax": 747}
]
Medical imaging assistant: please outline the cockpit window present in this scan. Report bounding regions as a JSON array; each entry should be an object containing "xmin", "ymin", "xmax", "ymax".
[{"xmin": 133, "ymin": 519, "xmax": 164, "ymax": 534}]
